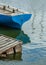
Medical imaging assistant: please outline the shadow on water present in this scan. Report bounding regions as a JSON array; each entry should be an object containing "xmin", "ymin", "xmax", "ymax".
[
  {"xmin": 0, "ymin": 25, "xmax": 31, "ymax": 44},
  {"xmin": 0, "ymin": 53, "xmax": 22, "ymax": 61}
]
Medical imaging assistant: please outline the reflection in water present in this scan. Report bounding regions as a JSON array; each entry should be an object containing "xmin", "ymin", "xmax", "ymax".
[
  {"xmin": 0, "ymin": 25, "xmax": 30, "ymax": 44},
  {"xmin": 0, "ymin": 25, "xmax": 21, "ymax": 38},
  {"xmin": 16, "ymin": 31, "xmax": 31, "ymax": 43},
  {"xmin": 0, "ymin": 53, "xmax": 22, "ymax": 61}
]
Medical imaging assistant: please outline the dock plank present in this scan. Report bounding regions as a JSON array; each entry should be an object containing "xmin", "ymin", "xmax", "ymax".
[{"xmin": 0, "ymin": 34, "xmax": 22, "ymax": 54}]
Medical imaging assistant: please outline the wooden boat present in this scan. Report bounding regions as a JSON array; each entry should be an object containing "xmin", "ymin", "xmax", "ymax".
[{"xmin": 0, "ymin": 4, "xmax": 32, "ymax": 29}]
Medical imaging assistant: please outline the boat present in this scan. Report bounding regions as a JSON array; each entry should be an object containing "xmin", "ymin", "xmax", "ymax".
[{"xmin": 0, "ymin": 4, "xmax": 32, "ymax": 29}]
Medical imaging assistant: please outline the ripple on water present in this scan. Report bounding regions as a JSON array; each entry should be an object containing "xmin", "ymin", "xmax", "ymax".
[{"xmin": 22, "ymin": 45, "xmax": 46, "ymax": 63}]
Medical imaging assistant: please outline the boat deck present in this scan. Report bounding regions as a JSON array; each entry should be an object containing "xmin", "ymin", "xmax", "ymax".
[{"xmin": 0, "ymin": 5, "xmax": 24, "ymax": 16}]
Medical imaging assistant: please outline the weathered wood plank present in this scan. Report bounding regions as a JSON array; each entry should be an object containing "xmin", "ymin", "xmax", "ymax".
[{"xmin": 0, "ymin": 34, "xmax": 22, "ymax": 55}]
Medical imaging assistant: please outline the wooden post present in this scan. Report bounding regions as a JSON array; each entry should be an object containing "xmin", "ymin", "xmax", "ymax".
[
  {"xmin": 13, "ymin": 47, "xmax": 16, "ymax": 54},
  {"xmin": 15, "ymin": 43, "xmax": 22, "ymax": 53}
]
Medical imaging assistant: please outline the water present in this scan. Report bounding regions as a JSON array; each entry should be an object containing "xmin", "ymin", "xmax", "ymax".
[{"xmin": 0, "ymin": 0, "xmax": 46, "ymax": 65}]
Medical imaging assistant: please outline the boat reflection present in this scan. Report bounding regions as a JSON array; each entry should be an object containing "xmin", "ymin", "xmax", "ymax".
[
  {"xmin": 16, "ymin": 31, "xmax": 31, "ymax": 44},
  {"xmin": 0, "ymin": 24, "xmax": 21, "ymax": 37},
  {"xmin": 0, "ymin": 25, "xmax": 31, "ymax": 44}
]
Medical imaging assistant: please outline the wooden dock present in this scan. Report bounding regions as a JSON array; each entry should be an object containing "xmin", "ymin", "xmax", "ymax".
[{"xmin": 0, "ymin": 34, "xmax": 22, "ymax": 57}]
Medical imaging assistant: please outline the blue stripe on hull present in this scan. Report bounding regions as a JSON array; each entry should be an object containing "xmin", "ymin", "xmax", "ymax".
[
  {"xmin": 12, "ymin": 14, "xmax": 32, "ymax": 26},
  {"xmin": 0, "ymin": 14, "xmax": 32, "ymax": 29}
]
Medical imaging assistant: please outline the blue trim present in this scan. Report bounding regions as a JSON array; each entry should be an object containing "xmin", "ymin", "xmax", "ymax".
[
  {"xmin": 0, "ymin": 14, "xmax": 32, "ymax": 29},
  {"xmin": 12, "ymin": 14, "xmax": 32, "ymax": 25}
]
